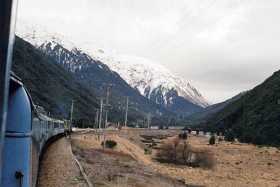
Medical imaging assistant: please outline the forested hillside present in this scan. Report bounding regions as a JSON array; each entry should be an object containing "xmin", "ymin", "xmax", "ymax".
[{"xmin": 205, "ymin": 70, "xmax": 280, "ymax": 146}]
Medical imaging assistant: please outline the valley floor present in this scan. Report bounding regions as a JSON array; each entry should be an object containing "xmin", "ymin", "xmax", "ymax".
[
  {"xmin": 40, "ymin": 129, "xmax": 280, "ymax": 187},
  {"xmin": 71, "ymin": 129, "xmax": 280, "ymax": 187}
]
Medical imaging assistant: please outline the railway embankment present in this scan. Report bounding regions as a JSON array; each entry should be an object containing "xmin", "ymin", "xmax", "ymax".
[{"xmin": 38, "ymin": 137, "xmax": 87, "ymax": 187}]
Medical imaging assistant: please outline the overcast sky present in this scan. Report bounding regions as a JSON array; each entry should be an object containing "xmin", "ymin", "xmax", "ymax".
[{"xmin": 17, "ymin": 0, "xmax": 280, "ymax": 103}]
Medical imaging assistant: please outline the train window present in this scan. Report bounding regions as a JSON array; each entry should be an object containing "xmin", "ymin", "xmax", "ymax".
[
  {"xmin": 32, "ymin": 117, "xmax": 40, "ymax": 134},
  {"xmin": 48, "ymin": 121, "xmax": 52, "ymax": 129},
  {"xmin": 55, "ymin": 123, "xmax": 60, "ymax": 129},
  {"xmin": 32, "ymin": 118, "xmax": 39, "ymax": 126}
]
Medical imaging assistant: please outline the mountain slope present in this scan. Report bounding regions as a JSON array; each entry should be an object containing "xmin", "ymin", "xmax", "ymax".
[
  {"xmin": 99, "ymin": 55, "xmax": 209, "ymax": 115},
  {"xmin": 12, "ymin": 36, "xmax": 99, "ymax": 121},
  {"xmin": 41, "ymin": 41, "xmax": 171, "ymax": 120},
  {"xmin": 186, "ymin": 92, "xmax": 246, "ymax": 125},
  {"xmin": 205, "ymin": 70, "xmax": 280, "ymax": 146}
]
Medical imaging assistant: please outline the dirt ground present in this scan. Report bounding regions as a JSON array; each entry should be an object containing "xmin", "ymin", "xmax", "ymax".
[
  {"xmin": 71, "ymin": 131, "xmax": 189, "ymax": 187},
  {"xmin": 38, "ymin": 137, "xmax": 87, "ymax": 187},
  {"xmin": 71, "ymin": 129, "xmax": 280, "ymax": 187},
  {"xmin": 122, "ymin": 129, "xmax": 280, "ymax": 187}
]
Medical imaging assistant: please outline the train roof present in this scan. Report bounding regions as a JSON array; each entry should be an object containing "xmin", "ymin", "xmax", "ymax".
[
  {"xmin": 37, "ymin": 113, "xmax": 64, "ymax": 123},
  {"xmin": 10, "ymin": 72, "xmax": 24, "ymax": 92}
]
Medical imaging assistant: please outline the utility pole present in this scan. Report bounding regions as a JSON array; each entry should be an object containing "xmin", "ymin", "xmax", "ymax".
[
  {"xmin": 243, "ymin": 96, "xmax": 246, "ymax": 128},
  {"xmin": 98, "ymin": 98, "xmax": 104, "ymax": 129},
  {"xmin": 147, "ymin": 113, "xmax": 151, "ymax": 129},
  {"xmin": 124, "ymin": 96, "xmax": 129, "ymax": 127},
  {"xmin": 32, "ymin": 30, "xmax": 36, "ymax": 40},
  {"xmin": 58, "ymin": 47, "xmax": 61, "ymax": 64},
  {"xmin": 70, "ymin": 100, "xmax": 74, "ymax": 130},
  {"xmin": 95, "ymin": 109, "xmax": 99, "ymax": 129},
  {"xmin": 104, "ymin": 85, "xmax": 112, "ymax": 129}
]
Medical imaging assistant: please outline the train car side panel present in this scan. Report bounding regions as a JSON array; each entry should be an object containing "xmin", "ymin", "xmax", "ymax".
[{"xmin": 2, "ymin": 83, "xmax": 32, "ymax": 187}]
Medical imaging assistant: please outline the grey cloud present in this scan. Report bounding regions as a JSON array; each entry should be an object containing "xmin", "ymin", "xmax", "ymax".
[{"xmin": 17, "ymin": 0, "xmax": 280, "ymax": 103}]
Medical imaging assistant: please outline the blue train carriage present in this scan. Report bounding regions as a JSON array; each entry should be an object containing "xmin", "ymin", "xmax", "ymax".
[{"xmin": 1, "ymin": 73, "xmax": 67, "ymax": 187}]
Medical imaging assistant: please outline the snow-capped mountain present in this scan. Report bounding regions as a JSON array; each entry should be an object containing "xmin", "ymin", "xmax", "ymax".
[
  {"xmin": 99, "ymin": 55, "xmax": 209, "ymax": 109},
  {"xmin": 16, "ymin": 22, "xmax": 209, "ymax": 116},
  {"xmin": 16, "ymin": 22, "xmax": 174, "ymax": 118},
  {"xmin": 16, "ymin": 21, "xmax": 76, "ymax": 50}
]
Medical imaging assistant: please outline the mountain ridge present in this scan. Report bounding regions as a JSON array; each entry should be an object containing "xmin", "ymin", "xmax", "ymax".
[
  {"xmin": 101, "ymin": 55, "xmax": 209, "ymax": 107},
  {"xmin": 16, "ymin": 22, "xmax": 209, "ymax": 117}
]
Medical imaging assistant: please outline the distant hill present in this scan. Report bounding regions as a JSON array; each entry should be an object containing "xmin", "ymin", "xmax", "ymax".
[
  {"xmin": 186, "ymin": 92, "xmax": 245, "ymax": 125},
  {"xmin": 205, "ymin": 70, "xmax": 280, "ymax": 146}
]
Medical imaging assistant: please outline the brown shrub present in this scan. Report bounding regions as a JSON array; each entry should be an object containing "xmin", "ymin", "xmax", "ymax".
[
  {"xmin": 156, "ymin": 139, "xmax": 215, "ymax": 169},
  {"xmin": 191, "ymin": 151, "xmax": 215, "ymax": 169},
  {"xmin": 209, "ymin": 135, "xmax": 216, "ymax": 145},
  {"xmin": 156, "ymin": 142, "xmax": 177, "ymax": 163}
]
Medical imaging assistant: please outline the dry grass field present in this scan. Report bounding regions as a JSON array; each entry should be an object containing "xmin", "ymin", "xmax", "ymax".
[{"xmin": 71, "ymin": 129, "xmax": 280, "ymax": 187}]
